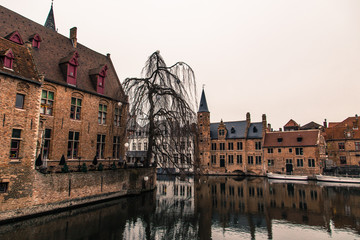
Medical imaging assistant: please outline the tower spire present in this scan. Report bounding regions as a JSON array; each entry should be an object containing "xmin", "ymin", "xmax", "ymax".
[
  {"xmin": 198, "ymin": 88, "xmax": 209, "ymax": 113},
  {"xmin": 44, "ymin": 1, "xmax": 56, "ymax": 31}
]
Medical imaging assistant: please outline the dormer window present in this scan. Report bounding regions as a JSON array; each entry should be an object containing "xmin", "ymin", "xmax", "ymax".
[
  {"xmin": 59, "ymin": 51, "xmax": 79, "ymax": 86},
  {"xmin": 29, "ymin": 34, "xmax": 42, "ymax": 49},
  {"xmin": 219, "ymin": 129, "xmax": 225, "ymax": 136},
  {"xmin": 297, "ymin": 137, "xmax": 303, "ymax": 142},
  {"xmin": 231, "ymin": 127, "xmax": 235, "ymax": 133},
  {"xmin": 253, "ymin": 126, "xmax": 258, "ymax": 133},
  {"xmin": 89, "ymin": 65, "xmax": 108, "ymax": 94},
  {"xmin": 2, "ymin": 49, "xmax": 14, "ymax": 69},
  {"xmin": 5, "ymin": 31, "xmax": 24, "ymax": 45},
  {"xmin": 277, "ymin": 137, "xmax": 283, "ymax": 143}
]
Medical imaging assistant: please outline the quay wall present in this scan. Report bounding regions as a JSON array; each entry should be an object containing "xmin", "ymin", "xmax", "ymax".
[{"xmin": 0, "ymin": 168, "xmax": 156, "ymax": 223}]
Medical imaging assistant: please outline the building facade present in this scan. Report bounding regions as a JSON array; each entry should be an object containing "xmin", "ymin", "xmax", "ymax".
[
  {"xmin": 263, "ymin": 130, "xmax": 326, "ymax": 175},
  {"xmin": 0, "ymin": 5, "xmax": 128, "ymax": 170},
  {"xmin": 197, "ymin": 90, "xmax": 267, "ymax": 175},
  {"xmin": 324, "ymin": 115, "xmax": 360, "ymax": 166}
]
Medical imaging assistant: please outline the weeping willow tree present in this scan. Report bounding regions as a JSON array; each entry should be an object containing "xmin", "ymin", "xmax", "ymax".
[{"xmin": 123, "ymin": 51, "xmax": 197, "ymax": 171}]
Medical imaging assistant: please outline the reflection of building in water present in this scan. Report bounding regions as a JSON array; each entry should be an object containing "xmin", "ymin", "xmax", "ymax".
[
  {"xmin": 156, "ymin": 175, "xmax": 194, "ymax": 214},
  {"xmin": 195, "ymin": 176, "xmax": 360, "ymax": 239}
]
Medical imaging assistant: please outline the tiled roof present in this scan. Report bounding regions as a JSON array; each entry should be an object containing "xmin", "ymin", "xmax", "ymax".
[
  {"xmin": 0, "ymin": 5, "xmax": 126, "ymax": 102},
  {"xmin": 284, "ymin": 119, "xmax": 299, "ymax": 127},
  {"xmin": 0, "ymin": 37, "xmax": 39, "ymax": 82},
  {"xmin": 300, "ymin": 121, "xmax": 322, "ymax": 130},
  {"xmin": 210, "ymin": 121, "xmax": 263, "ymax": 139},
  {"xmin": 325, "ymin": 116, "xmax": 360, "ymax": 140},
  {"xmin": 263, "ymin": 130, "xmax": 319, "ymax": 147}
]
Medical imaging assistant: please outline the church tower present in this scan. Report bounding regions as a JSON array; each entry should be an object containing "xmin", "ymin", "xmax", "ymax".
[{"xmin": 197, "ymin": 89, "xmax": 211, "ymax": 171}]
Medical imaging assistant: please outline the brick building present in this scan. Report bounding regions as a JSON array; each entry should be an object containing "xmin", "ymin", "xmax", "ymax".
[
  {"xmin": 0, "ymin": 5, "xmax": 128, "ymax": 169},
  {"xmin": 0, "ymin": 36, "xmax": 42, "ymax": 200},
  {"xmin": 324, "ymin": 115, "xmax": 360, "ymax": 166},
  {"xmin": 263, "ymin": 130, "xmax": 326, "ymax": 175},
  {"xmin": 197, "ymin": 90, "xmax": 267, "ymax": 175}
]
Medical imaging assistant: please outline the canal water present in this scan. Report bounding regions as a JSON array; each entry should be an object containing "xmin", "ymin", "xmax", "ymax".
[{"xmin": 0, "ymin": 176, "xmax": 360, "ymax": 240}]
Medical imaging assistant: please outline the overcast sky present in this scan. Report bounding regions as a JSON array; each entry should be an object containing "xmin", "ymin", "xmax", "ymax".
[{"xmin": 3, "ymin": 0, "xmax": 360, "ymax": 129}]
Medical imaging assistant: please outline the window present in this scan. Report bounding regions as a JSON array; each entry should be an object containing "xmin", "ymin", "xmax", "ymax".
[
  {"xmin": 3, "ymin": 49, "xmax": 14, "ymax": 69},
  {"xmin": 338, "ymin": 142, "xmax": 345, "ymax": 151},
  {"xmin": 0, "ymin": 183, "xmax": 8, "ymax": 193},
  {"xmin": 138, "ymin": 143, "xmax": 142, "ymax": 151},
  {"xmin": 96, "ymin": 65, "xmax": 108, "ymax": 94},
  {"xmin": 70, "ymin": 97, "xmax": 82, "ymax": 120},
  {"xmin": 248, "ymin": 156, "xmax": 254, "ymax": 164},
  {"xmin": 15, "ymin": 93, "xmax": 25, "ymax": 109},
  {"xmin": 144, "ymin": 142, "xmax": 148, "ymax": 150},
  {"xmin": 43, "ymin": 129, "xmax": 51, "ymax": 160},
  {"xmin": 289, "ymin": 148, "xmax": 292, "ymax": 153},
  {"xmin": 228, "ymin": 155, "xmax": 234, "ymax": 164},
  {"xmin": 237, "ymin": 142, "xmax": 243, "ymax": 150},
  {"xmin": 180, "ymin": 141, "xmax": 185, "ymax": 150},
  {"xmin": 211, "ymin": 143, "xmax": 217, "ymax": 150},
  {"xmin": 67, "ymin": 131, "xmax": 79, "ymax": 159},
  {"xmin": 278, "ymin": 148, "xmax": 281, "ymax": 153},
  {"xmin": 255, "ymin": 142, "xmax": 261, "ymax": 150},
  {"xmin": 220, "ymin": 155, "xmax": 225, "ymax": 165},
  {"xmin": 297, "ymin": 159, "xmax": 303, "ymax": 167},
  {"xmin": 356, "ymin": 142, "xmax": 360, "ymax": 151},
  {"xmin": 255, "ymin": 156, "xmax": 261, "ymax": 165},
  {"xmin": 286, "ymin": 159, "xmax": 292, "ymax": 164},
  {"xmin": 113, "ymin": 136, "xmax": 120, "ymax": 159},
  {"xmin": 228, "ymin": 142, "xmax": 234, "ymax": 150},
  {"xmin": 40, "ymin": 90, "xmax": 54, "ymax": 115},
  {"xmin": 297, "ymin": 137, "xmax": 303, "ymax": 142},
  {"xmin": 98, "ymin": 104, "xmax": 107, "ymax": 124},
  {"xmin": 277, "ymin": 138, "xmax": 283, "ymax": 142},
  {"xmin": 295, "ymin": 147, "xmax": 303, "ymax": 155},
  {"xmin": 114, "ymin": 107, "xmax": 121, "ymax": 127},
  {"xmin": 186, "ymin": 154, "xmax": 191, "ymax": 164},
  {"xmin": 308, "ymin": 159, "xmax": 315, "ymax": 167},
  {"xmin": 220, "ymin": 143, "xmax": 225, "ymax": 151},
  {"xmin": 132, "ymin": 142, "xmax": 136, "ymax": 151},
  {"xmin": 10, "ymin": 129, "xmax": 21, "ymax": 159},
  {"xmin": 181, "ymin": 154, "xmax": 185, "ymax": 164},
  {"xmin": 174, "ymin": 154, "xmax": 178, "ymax": 164},
  {"xmin": 340, "ymin": 156, "xmax": 347, "ymax": 164},
  {"xmin": 96, "ymin": 134, "xmax": 106, "ymax": 159},
  {"xmin": 237, "ymin": 155, "xmax": 242, "ymax": 164},
  {"xmin": 267, "ymin": 148, "xmax": 273, "ymax": 153},
  {"xmin": 268, "ymin": 159, "xmax": 274, "ymax": 166},
  {"xmin": 66, "ymin": 52, "xmax": 79, "ymax": 85},
  {"xmin": 31, "ymin": 34, "xmax": 42, "ymax": 48},
  {"xmin": 219, "ymin": 129, "xmax": 225, "ymax": 136}
]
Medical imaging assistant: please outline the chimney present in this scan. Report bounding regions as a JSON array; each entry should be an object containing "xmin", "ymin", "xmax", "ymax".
[
  {"xmin": 70, "ymin": 27, "xmax": 77, "ymax": 48},
  {"xmin": 268, "ymin": 123, "xmax": 271, "ymax": 131},
  {"xmin": 323, "ymin": 119, "xmax": 327, "ymax": 128},
  {"xmin": 246, "ymin": 112, "xmax": 251, "ymax": 125},
  {"xmin": 279, "ymin": 128, "xmax": 282, "ymax": 132}
]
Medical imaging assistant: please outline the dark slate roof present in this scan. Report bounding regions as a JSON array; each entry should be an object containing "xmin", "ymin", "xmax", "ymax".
[
  {"xmin": 0, "ymin": 37, "xmax": 40, "ymax": 82},
  {"xmin": 300, "ymin": 121, "xmax": 322, "ymax": 130},
  {"xmin": 210, "ymin": 121, "xmax": 263, "ymax": 139},
  {"xmin": 198, "ymin": 89, "xmax": 209, "ymax": 112},
  {"xmin": 44, "ymin": 3, "xmax": 56, "ymax": 31},
  {"xmin": 0, "ymin": 5, "xmax": 126, "ymax": 102}
]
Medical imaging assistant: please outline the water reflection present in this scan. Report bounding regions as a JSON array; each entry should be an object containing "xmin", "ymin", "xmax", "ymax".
[{"xmin": 0, "ymin": 176, "xmax": 360, "ymax": 239}]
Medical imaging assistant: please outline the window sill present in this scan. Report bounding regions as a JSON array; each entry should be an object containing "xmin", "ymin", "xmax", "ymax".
[
  {"xmin": 9, "ymin": 159, "xmax": 21, "ymax": 163},
  {"xmin": 70, "ymin": 119, "xmax": 82, "ymax": 122},
  {"xmin": 15, "ymin": 108, "xmax": 26, "ymax": 111},
  {"xmin": 3, "ymin": 67, "xmax": 14, "ymax": 71}
]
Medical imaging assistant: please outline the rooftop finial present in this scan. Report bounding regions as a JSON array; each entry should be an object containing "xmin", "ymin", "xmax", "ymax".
[
  {"xmin": 202, "ymin": 84, "xmax": 205, "ymax": 90},
  {"xmin": 45, "ymin": 1, "xmax": 56, "ymax": 31}
]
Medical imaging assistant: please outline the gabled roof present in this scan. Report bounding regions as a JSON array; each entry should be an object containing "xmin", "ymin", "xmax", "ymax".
[
  {"xmin": 300, "ymin": 121, "xmax": 322, "ymax": 130},
  {"xmin": 284, "ymin": 119, "xmax": 299, "ymax": 127},
  {"xmin": 0, "ymin": 37, "xmax": 40, "ymax": 82},
  {"xmin": 0, "ymin": 5, "xmax": 126, "ymax": 102},
  {"xmin": 263, "ymin": 130, "xmax": 319, "ymax": 147},
  {"xmin": 198, "ymin": 89, "xmax": 209, "ymax": 113},
  {"xmin": 210, "ymin": 121, "xmax": 263, "ymax": 139},
  {"xmin": 324, "ymin": 116, "xmax": 360, "ymax": 140}
]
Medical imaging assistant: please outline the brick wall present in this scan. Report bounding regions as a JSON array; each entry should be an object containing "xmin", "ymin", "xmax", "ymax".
[{"xmin": 0, "ymin": 168, "xmax": 156, "ymax": 222}]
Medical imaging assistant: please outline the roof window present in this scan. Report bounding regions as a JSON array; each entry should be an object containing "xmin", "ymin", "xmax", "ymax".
[
  {"xmin": 297, "ymin": 137, "xmax": 303, "ymax": 142},
  {"xmin": 59, "ymin": 51, "xmax": 79, "ymax": 86},
  {"xmin": 253, "ymin": 126, "xmax": 258, "ymax": 133},
  {"xmin": 2, "ymin": 49, "xmax": 14, "ymax": 70},
  {"xmin": 89, "ymin": 65, "xmax": 108, "ymax": 94},
  {"xmin": 231, "ymin": 127, "xmax": 235, "ymax": 133},
  {"xmin": 277, "ymin": 137, "xmax": 283, "ymax": 142},
  {"xmin": 5, "ymin": 31, "xmax": 24, "ymax": 45},
  {"xmin": 29, "ymin": 34, "xmax": 42, "ymax": 49}
]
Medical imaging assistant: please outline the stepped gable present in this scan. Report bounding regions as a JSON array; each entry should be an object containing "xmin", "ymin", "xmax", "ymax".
[
  {"xmin": 263, "ymin": 130, "xmax": 319, "ymax": 147},
  {"xmin": 0, "ymin": 5, "xmax": 125, "ymax": 102},
  {"xmin": 210, "ymin": 120, "xmax": 263, "ymax": 139},
  {"xmin": 325, "ymin": 116, "xmax": 360, "ymax": 140},
  {"xmin": 0, "ymin": 37, "xmax": 39, "ymax": 81}
]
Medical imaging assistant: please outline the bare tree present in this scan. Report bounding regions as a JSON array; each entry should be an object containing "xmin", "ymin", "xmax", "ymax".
[{"xmin": 123, "ymin": 51, "xmax": 197, "ymax": 171}]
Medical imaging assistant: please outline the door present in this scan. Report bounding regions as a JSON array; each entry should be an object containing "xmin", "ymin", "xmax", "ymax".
[
  {"xmin": 286, "ymin": 163, "xmax": 293, "ymax": 174},
  {"xmin": 220, "ymin": 155, "xmax": 225, "ymax": 167}
]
